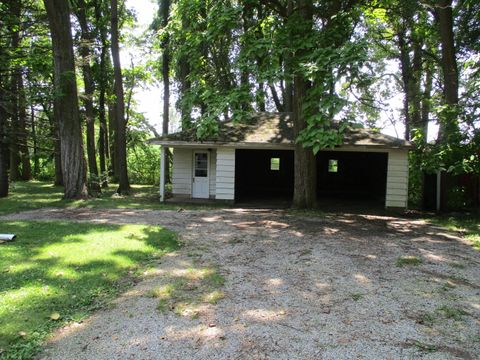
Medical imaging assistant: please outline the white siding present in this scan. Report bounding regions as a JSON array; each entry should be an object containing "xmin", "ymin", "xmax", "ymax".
[
  {"xmin": 385, "ymin": 149, "xmax": 409, "ymax": 208},
  {"xmin": 172, "ymin": 148, "xmax": 192, "ymax": 196},
  {"xmin": 215, "ymin": 148, "xmax": 235, "ymax": 200},
  {"xmin": 209, "ymin": 149, "xmax": 217, "ymax": 197}
]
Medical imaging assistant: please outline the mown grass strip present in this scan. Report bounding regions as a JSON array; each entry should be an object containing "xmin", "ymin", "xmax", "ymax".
[{"xmin": 0, "ymin": 181, "xmax": 225, "ymax": 216}]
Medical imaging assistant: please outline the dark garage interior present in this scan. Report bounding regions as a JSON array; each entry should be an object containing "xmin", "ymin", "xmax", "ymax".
[
  {"xmin": 317, "ymin": 151, "xmax": 388, "ymax": 203},
  {"xmin": 235, "ymin": 149, "xmax": 294, "ymax": 202},
  {"xmin": 235, "ymin": 149, "xmax": 388, "ymax": 206}
]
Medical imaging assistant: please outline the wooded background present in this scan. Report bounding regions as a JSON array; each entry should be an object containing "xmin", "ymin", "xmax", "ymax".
[{"xmin": 0, "ymin": 0, "xmax": 478, "ymax": 208}]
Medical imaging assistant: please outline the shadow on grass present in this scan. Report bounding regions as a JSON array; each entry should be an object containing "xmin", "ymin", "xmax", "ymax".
[
  {"xmin": 0, "ymin": 220, "xmax": 178, "ymax": 359},
  {"xmin": 428, "ymin": 215, "xmax": 480, "ymax": 250},
  {"xmin": 0, "ymin": 181, "xmax": 226, "ymax": 216}
]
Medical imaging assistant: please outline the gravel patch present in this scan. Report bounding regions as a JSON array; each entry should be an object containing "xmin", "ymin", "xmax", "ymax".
[{"xmin": 2, "ymin": 208, "xmax": 479, "ymax": 359}]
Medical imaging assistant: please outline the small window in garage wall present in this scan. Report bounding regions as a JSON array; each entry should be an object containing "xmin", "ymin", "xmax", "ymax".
[
  {"xmin": 270, "ymin": 157, "xmax": 280, "ymax": 171},
  {"xmin": 328, "ymin": 159, "xmax": 338, "ymax": 173}
]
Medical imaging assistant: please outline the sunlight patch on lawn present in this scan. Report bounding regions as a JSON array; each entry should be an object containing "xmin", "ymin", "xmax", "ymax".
[{"xmin": 0, "ymin": 220, "xmax": 178, "ymax": 359}]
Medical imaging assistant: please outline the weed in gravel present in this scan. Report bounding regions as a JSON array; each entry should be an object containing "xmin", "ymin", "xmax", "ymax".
[
  {"xmin": 418, "ymin": 313, "xmax": 437, "ymax": 326},
  {"xmin": 186, "ymin": 252, "xmax": 202, "ymax": 258},
  {"xmin": 439, "ymin": 282, "xmax": 456, "ymax": 292},
  {"xmin": 204, "ymin": 290, "xmax": 225, "ymax": 304},
  {"xmin": 396, "ymin": 256, "xmax": 422, "ymax": 267},
  {"xmin": 412, "ymin": 340, "xmax": 437, "ymax": 353},
  {"xmin": 150, "ymin": 266, "xmax": 225, "ymax": 316},
  {"xmin": 204, "ymin": 272, "xmax": 226, "ymax": 286},
  {"xmin": 228, "ymin": 237, "xmax": 243, "ymax": 244},
  {"xmin": 448, "ymin": 262, "xmax": 466, "ymax": 269},
  {"xmin": 418, "ymin": 306, "xmax": 468, "ymax": 327},
  {"xmin": 437, "ymin": 306, "xmax": 467, "ymax": 320},
  {"xmin": 350, "ymin": 293, "xmax": 363, "ymax": 301}
]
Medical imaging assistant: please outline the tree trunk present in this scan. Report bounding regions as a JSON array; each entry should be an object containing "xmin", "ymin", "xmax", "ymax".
[
  {"xmin": 410, "ymin": 38, "xmax": 422, "ymax": 134},
  {"xmin": 240, "ymin": 3, "xmax": 253, "ymax": 112},
  {"xmin": 421, "ymin": 61, "xmax": 433, "ymax": 140},
  {"xmin": 75, "ymin": 0, "xmax": 100, "ymax": 193},
  {"xmin": 0, "ymin": 76, "xmax": 8, "ymax": 197},
  {"xmin": 293, "ymin": 76, "xmax": 317, "ymax": 208},
  {"xmin": 9, "ymin": 75, "xmax": 21, "ymax": 181},
  {"xmin": 436, "ymin": 0, "xmax": 459, "ymax": 141},
  {"xmin": 52, "ymin": 117, "xmax": 63, "ymax": 186},
  {"xmin": 110, "ymin": 0, "xmax": 130, "ymax": 193},
  {"xmin": 178, "ymin": 12, "xmax": 192, "ymax": 128},
  {"xmin": 8, "ymin": 0, "xmax": 21, "ymax": 181},
  {"xmin": 94, "ymin": 0, "xmax": 109, "ymax": 187},
  {"xmin": 160, "ymin": 0, "xmax": 171, "ymax": 183},
  {"xmin": 108, "ymin": 101, "xmax": 117, "ymax": 178},
  {"xmin": 257, "ymin": 81, "xmax": 266, "ymax": 112},
  {"xmin": 398, "ymin": 29, "xmax": 412, "ymax": 141},
  {"xmin": 255, "ymin": 5, "xmax": 266, "ymax": 112},
  {"xmin": 269, "ymin": 83, "xmax": 284, "ymax": 112},
  {"xmin": 17, "ymin": 74, "xmax": 32, "ymax": 180},
  {"xmin": 30, "ymin": 104, "xmax": 40, "ymax": 177},
  {"xmin": 44, "ymin": 0, "xmax": 88, "ymax": 199},
  {"xmin": 44, "ymin": 105, "xmax": 63, "ymax": 186},
  {"xmin": 98, "ymin": 83, "xmax": 108, "ymax": 187},
  {"xmin": 292, "ymin": 0, "xmax": 317, "ymax": 208},
  {"xmin": 283, "ymin": 0, "xmax": 294, "ymax": 113}
]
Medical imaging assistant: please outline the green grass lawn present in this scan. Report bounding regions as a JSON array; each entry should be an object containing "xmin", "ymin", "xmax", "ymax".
[
  {"xmin": 0, "ymin": 221, "xmax": 178, "ymax": 359},
  {"xmin": 429, "ymin": 215, "xmax": 480, "ymax": 250},
  {"xmin": 0, "ymin": 181, "xmax": 222, "ymax": 216}
]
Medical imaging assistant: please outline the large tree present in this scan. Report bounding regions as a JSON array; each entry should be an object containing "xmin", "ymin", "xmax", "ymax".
[
  {"xmin": 110, "ymin": 0, "xmax": 130, "ymax": 194},
  {"xmin": 435, "ymin": 0, "xmax": 460, "ymax": 142},
  {"xmin": 73, "ymin": 0, "xmax": 101, "ymax": 192},
  {"xmin": 0, "ymin": 74, "xmax": 8, "ymax": 197},
  {"xmin": 44, "ymin": 0, "xmax": 88, "ymax": 199},
  {"xmin": 291, "ymin": 0, "xmax": 317, "ymax": 208}
]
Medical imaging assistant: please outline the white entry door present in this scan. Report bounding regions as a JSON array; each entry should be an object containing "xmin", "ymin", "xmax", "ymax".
[{"xmin": 192, "ymin": 152, "xmax": 209, "ymax": 198}]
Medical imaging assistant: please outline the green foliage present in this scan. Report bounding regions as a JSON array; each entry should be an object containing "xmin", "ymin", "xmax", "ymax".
[
  {"xmin": 127, "ymin": 129, "xmax": 161, "ymax": 185},
  {"xmin": 0, "ymin": 220, "xmax": 178, "ymax": 359},
  {"xmin": 447, "ymin": 186, "xmax": 469, "ymax": 209},
  {"xmin": 2, "ymin": 0, "xmax": 479, "ymax": 209},
  {"xmin": 408, "ymin": 150, "xmax": 423, "ymax": 208},
  {"xmin": 297, "ymin": 120, "xmax": 348, "ymax": 155}
]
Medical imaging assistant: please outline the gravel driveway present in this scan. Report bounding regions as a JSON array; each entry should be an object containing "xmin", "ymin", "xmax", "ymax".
[{"xmin": 3, "ymin": 208, "xmax": 479, "ymax": 359}]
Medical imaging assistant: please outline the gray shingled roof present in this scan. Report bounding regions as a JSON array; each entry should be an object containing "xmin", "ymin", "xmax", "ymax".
[{"xmin": 151, "ymin": 112, "xmax": 411, "ymax": 148}]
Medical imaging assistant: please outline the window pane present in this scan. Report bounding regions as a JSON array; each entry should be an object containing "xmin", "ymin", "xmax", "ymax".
[
  {"xmin": 195, "ymin": 153, "xmax": 208, "ymax": 177},
  {"xmin": 270, "ymin": 157, "xmax": 280, "ymax": 171},
  {"xmin": 195, "ymin": 169, "xmax": 208, "ymax": 177},
  {"xmin": 328, "ymin": 159, "xmax": 338, "ymax": 173}
]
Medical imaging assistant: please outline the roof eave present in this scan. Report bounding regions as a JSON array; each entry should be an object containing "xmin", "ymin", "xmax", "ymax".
[{"xmin": 148, "ymin": 139, "xmax": 295, "ymax": 150}]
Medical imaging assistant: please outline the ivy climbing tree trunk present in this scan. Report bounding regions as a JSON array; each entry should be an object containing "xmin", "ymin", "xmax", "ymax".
[
  {"xmin": 110, "ymin": 0, "xmax": 130, "ymax": 194},
  {"xmin": 44, "ymin": 0, "xmax": 88, "ymax": 199}
]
